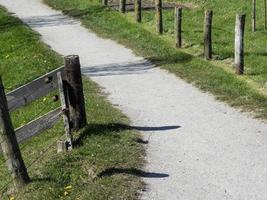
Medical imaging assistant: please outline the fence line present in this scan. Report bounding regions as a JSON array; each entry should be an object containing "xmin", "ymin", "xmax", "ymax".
[{"xmin": 0, "ymin": 55, "xmax": 87, "ymax": 192}]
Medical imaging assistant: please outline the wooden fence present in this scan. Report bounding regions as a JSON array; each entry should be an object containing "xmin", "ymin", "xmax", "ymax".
[
  {"xmin": 103, "ymin": 0, "xmax": 267, "ymax": 75},
  {"xmin": 0, "ymin": 55, "xmax": 87, "ymax": 190}
]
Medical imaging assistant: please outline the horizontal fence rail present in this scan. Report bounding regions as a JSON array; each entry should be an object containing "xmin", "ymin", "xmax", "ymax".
[
  {"xmin": 15, "ymin": 107, "xmax": 62, "ymax": 144},
  {"xmin": 7, "ymin": 66, "xmax": 64, "ymax": 112}
]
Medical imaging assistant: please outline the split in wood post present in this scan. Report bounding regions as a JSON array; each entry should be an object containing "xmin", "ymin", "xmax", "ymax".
[
  {"xmin": 252, "ymin": 0, "xmax": 256, "ymax": 32},
  {"xmin": 119, "ymin": 0, "xmax": 126, "ymax": 13},
  {"xmin": 0, "ymin": 76, "xmax": 30, "ymax": 190},
  {"xmin": 204, "ymin": 10, "xmax": 213, "ymax": 60},
  {"xmin": 234, "ymin": 14, "xmax": 246, "ymax": 75},
  {"xmin": 57, "ymin": 72, "xmax": 73, "ymax": 151},
  {"xmin": 102, "ymin": 0, "xmax": 108, "ymax": 6},
  {"xmin": 155, "ymin": 0, "xmax": 163, "ymax": 34},
  {"xmin": 63, "ymin": 55, "xmax": 87, "ymax": 131},
  {"xmin": 175, "ymin": 7, "xmax": 182, "ymax": 48},
  {"xmin": 135, "ymin": 0, "xmax": 142, "ymax": 22}
]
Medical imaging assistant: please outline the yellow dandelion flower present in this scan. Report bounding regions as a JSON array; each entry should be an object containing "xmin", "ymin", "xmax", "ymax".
[{"xmin": 65, "ymin": 185, "xmax": 72, "ymax": 190}]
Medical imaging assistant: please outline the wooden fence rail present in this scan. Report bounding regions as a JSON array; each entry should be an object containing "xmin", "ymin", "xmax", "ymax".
[
  {"xmin": 15, "ymin": 108, "xmax": 62, "ymax": 144},
  {"xmin": 7, "ymin": 66, "xmax": 64, "ymax": 112}
]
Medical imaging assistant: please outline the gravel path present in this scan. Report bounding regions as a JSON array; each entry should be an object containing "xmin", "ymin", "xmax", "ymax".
[{"xmin": 1, "ymin": 0, "xmax": 267, "ymax": 199}]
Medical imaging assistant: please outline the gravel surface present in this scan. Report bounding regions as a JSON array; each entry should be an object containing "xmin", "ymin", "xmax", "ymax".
[{"xmin": 0, "ymin": 0, "xmax": 267, "ymax": 199}]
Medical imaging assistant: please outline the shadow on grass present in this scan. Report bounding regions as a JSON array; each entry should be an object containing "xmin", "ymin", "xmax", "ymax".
[
  {"xmin": 62, "ymin": 7, "xmax": 103, "ymax": 18},
  {"xmin": 0, "ymin": 16, "xmax": 23, "ymax": 31},
  {"xmin": 98, "ymin": 167, "xmax": 169, "ymax": 178},
  {"xmin": 147, "ymin": 53, "xmax": 193, "ymax": 66},
  {"xmin": 31, "ymin": 177, "xmax": 56, "ymax": 183},
  {"xmin": 73, "ymin": 123, "xmax": 181, "ymax": 147},
  {"xmin": 245, "ymin": 52, "xmax": 267, "ymax": 57}
]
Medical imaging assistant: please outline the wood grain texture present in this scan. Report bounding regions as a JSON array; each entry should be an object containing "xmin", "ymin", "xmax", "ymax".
[
  {"xmin": 135, "ymin": 0, "xmax": 142, "ymax": 22},
  {"xmin": 14, "ymin": 107, "xmax": 62, "ymax": 144},
  {"xmin": 64, "ymin": 55, "xmax": 87, "ymax": 131},
  {"xmin": 0, "ymin": 77, "xmax": 30, "ymax": 188},
  {"xmin": 175, "ymin": 7, "xmax": 182, "ymax": 48},
  {"xmin": 57, "ymin": 72, "xmax": 73, "ymax": 150},
  {"xmin": 155, "ymin": 0, "xmax": 163, "ymax": 34},
  {"xmin": 234, "ymin": 14, "xmax": 246, "ymax": 75},
  {"xmin": 7, "ymin": 66, "xmax": 63, "ymax": 112},
  {"xmin": 204, "ymin": 10, "xmax": 213, "ymax": 60}
]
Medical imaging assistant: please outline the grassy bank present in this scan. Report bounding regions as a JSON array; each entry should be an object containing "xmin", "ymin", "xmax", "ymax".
[
  {"xmin": 44, "ymin": 0, "xmax": 267, "ymax": 119},
  {"xmin": 139, "ymin": 0, "xmax": 267, "ymax": 88},
  {"xmin": 0, "ymin": 6, "xmax": 144, "ymax": 200}
]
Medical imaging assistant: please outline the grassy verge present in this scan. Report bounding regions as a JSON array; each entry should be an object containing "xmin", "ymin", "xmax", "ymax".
[
  {"xmin": 138, "ymin": 0, "xmax": 267, "ymax": 89},
  {"xmin": 44, "ymin": 0, "xmax": 267, "ymax": 119},
  {"xmin": 0, "ymin": 6, "xmax": 144, "ymax": 200}
]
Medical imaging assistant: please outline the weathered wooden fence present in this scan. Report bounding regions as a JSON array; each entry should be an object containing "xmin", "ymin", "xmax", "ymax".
[
  {"xmin": 0, "ymin": 55, "xmax": 87, "ymax": 190},
  {"xmin": 104, "ymin": 0, "xmax": 267, "ymax": 75}
]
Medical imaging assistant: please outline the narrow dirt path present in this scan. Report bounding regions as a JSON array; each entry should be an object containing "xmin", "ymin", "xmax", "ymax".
[{"xmin": 1, "ymin": 0, "xmax": 267, "ymax": 199}]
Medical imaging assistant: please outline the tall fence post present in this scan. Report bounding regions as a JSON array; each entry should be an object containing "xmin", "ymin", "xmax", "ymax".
[
  {"xmin": 252, "ymin": 0, "xmax": 256, "ymax": 32},
  {"xmin": 155, "ymin": 0, "xmax": 163, "ymax": 34},
  {"xmin": 234, "ymin": 14, "xmax": 246, "ymax": 75},
  {"xmin": 64, "ymin": 55, "xmax": 87, "ymax": 131},
  {"xmin": 264, "ymin": 0, "xmax": 267, "ymax": 30},
  {"xmin": 102, "ymin": 0, "xmax": 108, "ymax": 6},
  {"xmin": 119, "ymin": 0, "xmax": 126, "ymax": 13},
  {"xmin": 204, "ymin": 10, "xmax": 213, "ymax": 60},
  {"xmin": 135, "ymin": 0, "xmax": 142, "ymax": 22},
  {"xmin": 0, "ymin": 77, "xmax": 30, "ymax": 190},
  {"xmin": 175, "ymin": 7, "xmax": 182, "ymax": 48}
]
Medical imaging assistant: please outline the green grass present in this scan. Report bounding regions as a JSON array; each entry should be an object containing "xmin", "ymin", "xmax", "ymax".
[
  {"xmin": 139, "ymin": 0, "xmax": 267, "ymax": 88},
  {"xmin": 44, "ymin": 0, "xmax": 267, "ymax": 119},
  {"xmin": 0, "ymin": 6, "xmax": 144, "ymax": 200}
]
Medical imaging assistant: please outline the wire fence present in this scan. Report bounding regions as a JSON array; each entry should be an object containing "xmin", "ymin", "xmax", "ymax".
[{"xmin": 0, "ymin": 135, "xmax": 60, "ymax": 198}]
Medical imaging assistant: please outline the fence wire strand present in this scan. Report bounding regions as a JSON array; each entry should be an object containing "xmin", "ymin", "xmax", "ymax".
[{"xmin": 0, "ymin": 137, "xmax": 60, "ymax": 198}]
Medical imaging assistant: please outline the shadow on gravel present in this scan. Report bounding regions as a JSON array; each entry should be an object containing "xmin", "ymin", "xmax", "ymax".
[
  {"xmin": 82, "ymin": 60, "xmax": 155, "ymax": 76},
  {"xmin": 73, "ymin": 123, "xmax": 181, "ymax": 147},
  {"xmin": 98, "ymin": 167, "xmax": 169, "ymax": 178},
  {"xmin": 21, "ymin": 14, "xmax": 78, "ymax": 28}
]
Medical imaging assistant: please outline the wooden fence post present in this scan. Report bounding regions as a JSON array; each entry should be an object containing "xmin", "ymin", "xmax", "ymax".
[
  {"xmin": 0, "ymin": 77, "xmax": 30, "ymax": 190},
  {"xmin": 175, "ymin": 7, "xmax": 182, "ymax": 48},
  {"xmin": 252, "ymin": 0, "xmax": 256, "ymax": 32},
  {"xmin": 234, "ymin": 14, "xmax": 246, "ymax": 75},
  {"xmin": 119, "ymin": 0, "xmax": 126, "ymax": 13},
  {"xmin": 155, "ymin": 0, "xmax": 163, "ymax": 34},
  {"xmin": 102, "ymin": 0, "xmax": 108, "ymax": 6},
  {"xmin": 264, "ymin": 0, "xmax": 267, "ymax": 30},
  {"xmin": 135, "ymin": 0, "xmax": 142, "ymax": 22},
  {"xmin": 57, "ymin": 72, "xmax": 73, "ymax": 151},
  {"xmin": 204, "ymin": 10, "xmax": 213, "ymax": 60},
  {"xmin": 64, "ymin": 55, "xmax": 87, "ymax": 131}
]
